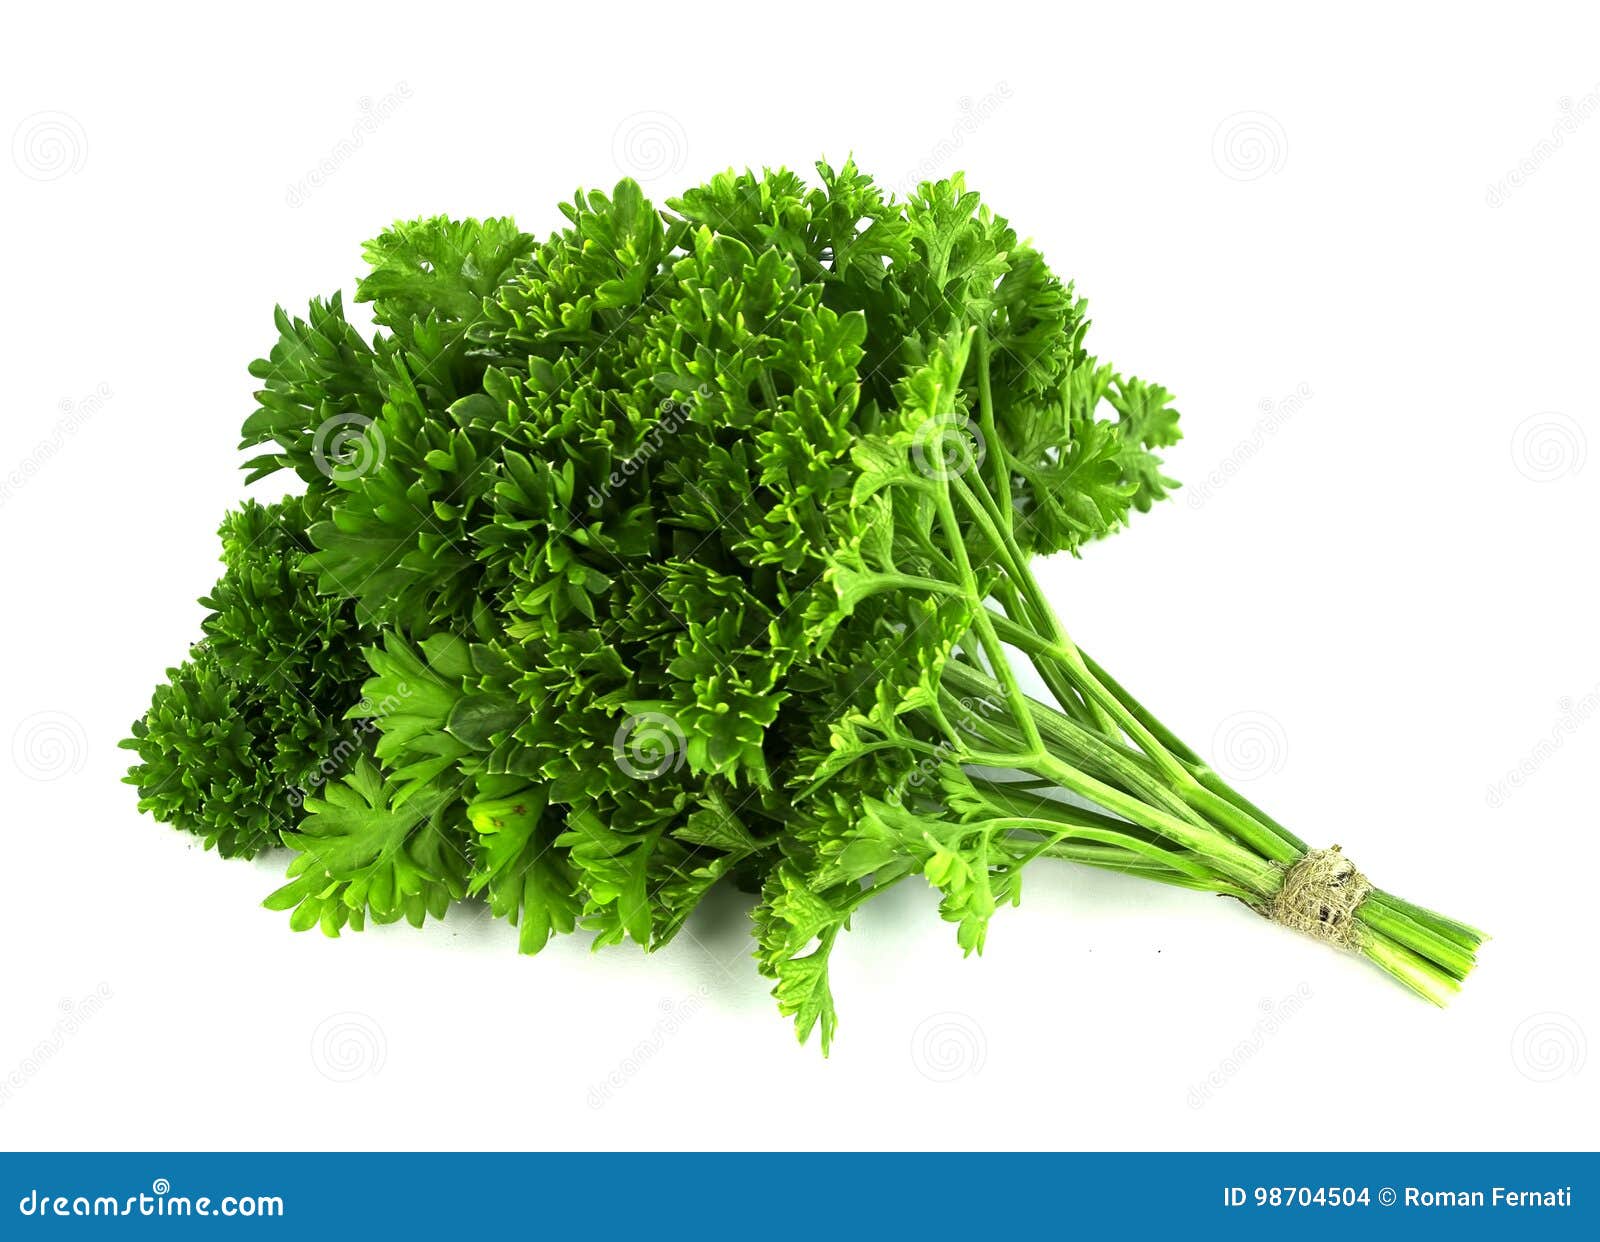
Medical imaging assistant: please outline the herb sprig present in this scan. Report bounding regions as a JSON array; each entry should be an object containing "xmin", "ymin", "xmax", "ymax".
[{"xmin": 125, "ymin": 162, "xmax": 1482, "ymax": 1050}]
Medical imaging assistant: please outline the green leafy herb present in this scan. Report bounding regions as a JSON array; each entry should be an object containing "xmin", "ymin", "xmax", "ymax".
[{"xmin": 125, "ymin": 162, "xmax": 1483, "ymax": 1052}]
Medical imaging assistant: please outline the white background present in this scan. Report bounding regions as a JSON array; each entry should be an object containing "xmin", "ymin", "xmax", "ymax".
[{"xmin": 2, "ymin": 0, "xmax": 1595, "ymax": 1151}]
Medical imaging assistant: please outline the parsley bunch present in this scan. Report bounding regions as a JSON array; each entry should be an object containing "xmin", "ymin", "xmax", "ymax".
[{"xmin": 125, "ymin": 162, "xmax": 1481, "ymax": 1049}]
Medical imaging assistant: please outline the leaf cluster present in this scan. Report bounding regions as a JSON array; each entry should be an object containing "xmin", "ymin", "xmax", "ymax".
[{"xmin": 126, "ymin": 163, "xmax": 1180, "ymax": 1049}]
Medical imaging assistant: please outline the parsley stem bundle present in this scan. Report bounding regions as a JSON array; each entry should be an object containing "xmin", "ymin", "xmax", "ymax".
[
  {"xmin": 845, "ymin": 362, "xmax": 1483, "ymax": 1008},
  {"xmin": 124, "ymin": 162, "xmax": 1481, "ymax": 1050}
]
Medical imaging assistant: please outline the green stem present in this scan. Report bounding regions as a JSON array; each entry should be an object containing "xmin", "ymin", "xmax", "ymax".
[
  {"xmin": 1077, "ymin": 647, "xmax": 1309, "ymax": 855},
  {"xmin": 929, "ymin": 479, "xmax": 1045, "ymax": 759},
  {"xmin": 867, "ymin": 340, "xmax": 1486, "ymax": 1004},
  {"xmin": 1029, "ymin": 753, "xmax": 1280, "ymax": 893},
  {"xmin": 952, "ymin": 477, "xmax": 1196, "ymax": 787},
  {"xmin": 973, "ymin": 325, "xmax": 1012, "ymax": 529}
]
